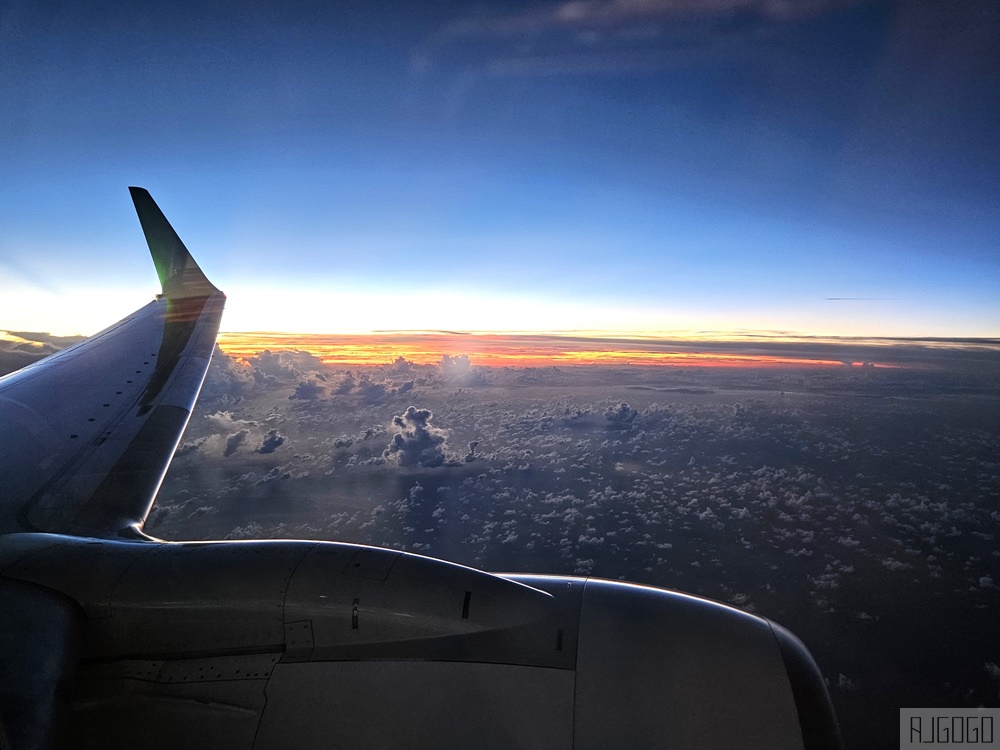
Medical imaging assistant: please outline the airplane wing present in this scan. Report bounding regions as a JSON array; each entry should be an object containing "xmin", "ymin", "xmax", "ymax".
[{"xmin": 0, "ymin": 188, "xmax": 224, "ymax": 539}]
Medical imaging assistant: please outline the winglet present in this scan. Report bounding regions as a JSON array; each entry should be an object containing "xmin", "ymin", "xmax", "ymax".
[{"xmin": 129, "ymin": 187, "xmax": 221, "ymax": 299}]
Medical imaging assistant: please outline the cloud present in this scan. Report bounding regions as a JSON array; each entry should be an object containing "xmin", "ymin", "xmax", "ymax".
[
  {"xmin": 383, "ymin": 406, "xmax": 450, "ymax": 468},
  {"xmin": 409, "ymin": 0, "xmax": 865, "ymax": 98},
  {"xmin": 0, "ymin": 331, "xmax": 84, "ymax": 377},
  {"xmin": 204, "ymin": 410, "xmax": 287, "ymax": 458},
  {"xmin": 334, "ymin": 372, "xmax": 356, "ymax": 394},
  {"xmin": 605, "ymin": 401, "xmax": 638, "ymax": 427},
  {"xmin": 174, "ymin": 437, "xmax": 208, "ymax": 457},
  {"xmin": 439, "ymin": 353, "xmax": 489, "ymax": 385},
  {"xmin": 359, "ymin": 378, "xmax": 388, "ymax": 404},
  {"xmin": 200, "ymin": 347, "xmax": 256, "ymax": 403},
  {"xmin": 2, "ymin": 330, "xmax": 82, "ymax": 349},
  {"xmin": 465, "ymin": 440, "xmax": 480, "ymax": 463},
  {"xmin": 390, "ymin": 356, "xmax": 414, "ymax": 374},
  {"xmin": 245, "ymin": 350, "xmax": 303, "ymax": 380},
  {"xmin": 224, "ymin": 429, "xmax": 250, "ymax": 457},
  {"xmin": 257, "ymin": 429, "xmax": 286, "ymax": 455},
  {"xmin": 207, "ymin": 411, "xmax": 256, "ymax": 432},
  {"xmin": 441, "ymin": 354, "xmax": 471, "ymax": 372},
  {"xmin": 226, "ymin": 522, "xmax": 264, "ymax": 540},
  {"xmin": 229, "ymin": 349, "xmax": 329, "ymax": 392},
  {"xmin": 289, "ymin": 379, "xmax": 328, "ymax": 400},
  {"xmin": 255, "ymin": 466, "xmax": 291, "ymax": 485}
]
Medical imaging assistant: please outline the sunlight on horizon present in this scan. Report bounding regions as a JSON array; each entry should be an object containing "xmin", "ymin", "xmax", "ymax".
[{"xmin": 216, "ymin": 331, "xmax": 904, "ymax": 369}]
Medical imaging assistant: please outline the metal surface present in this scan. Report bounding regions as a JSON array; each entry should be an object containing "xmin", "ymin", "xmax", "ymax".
[
  {"xmin": 72, "ymin": 654, "xmax": 276, "ymax": 750},
  {"xmin": 0, "ymin": 535, "xmax": 555, "ymax": 663},
  {"xmin": 0, "ymin": 189, "xmax": 224, "ymax": 538},
  {"xmin": 0, "ymin": 578, "xmax": 82, "ymax": 750},
  {"xmin": 573, "ymin": 579, "xmax": 802, "ymax": 750},
  {"xmin": 255, "ymin": 661, "xmax": 576, "ymax": 750},
  {"xmin": 0, "ymin": 531, "xmax": 834, "ymax": 749},
  {"xmin": 284, "ymin": 543, "xmax": 555, "ymax": 660}
]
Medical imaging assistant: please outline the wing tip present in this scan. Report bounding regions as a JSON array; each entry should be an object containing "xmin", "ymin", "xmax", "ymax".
[{"xmin": 129, "ymin": 187, "xmax": 221, "ymax": 299}]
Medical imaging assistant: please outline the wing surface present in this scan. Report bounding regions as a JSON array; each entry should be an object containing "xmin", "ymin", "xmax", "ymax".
[{"xmin": 0, "ymin": 188, "xmax": 225, "ymax": 538}]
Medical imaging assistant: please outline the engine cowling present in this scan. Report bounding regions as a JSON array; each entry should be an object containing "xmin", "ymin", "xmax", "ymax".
[{"xmin": 0, "ymin": 534, "xmax": 840, "ymax": 749}]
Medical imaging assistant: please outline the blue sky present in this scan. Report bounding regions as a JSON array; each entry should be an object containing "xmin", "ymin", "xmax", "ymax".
[{"xmin": 1, "ymin": 0, "xmax": 997, "ymax": 337}]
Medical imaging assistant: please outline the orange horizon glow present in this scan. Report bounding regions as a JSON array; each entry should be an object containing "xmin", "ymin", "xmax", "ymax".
[{"xmin": 217, "ymin": 332, "xmax": 898, "ymax": 369}]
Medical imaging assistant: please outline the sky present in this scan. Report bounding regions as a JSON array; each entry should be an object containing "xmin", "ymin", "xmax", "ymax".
[{"xmin": 1, "ymin": 0, "xmax": 998, "ymax": 340}]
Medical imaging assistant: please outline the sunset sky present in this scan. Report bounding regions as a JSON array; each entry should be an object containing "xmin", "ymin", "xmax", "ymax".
[
  {"xmin": 215, "ymin": 331, "xmax": 863, "ymax": 368},
  {"xmin": 1, "ymin": 0, "xmax": 997, "ymax": 345}
]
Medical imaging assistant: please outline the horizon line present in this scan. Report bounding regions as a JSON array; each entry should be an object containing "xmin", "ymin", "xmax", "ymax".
[
  {"xmin": 212, "ymin": 331, "xmax": 1000, "ymax": 370},
  {"xmin": 215, "ymin": 329, "xmax": 1000, "ymax": 345}
]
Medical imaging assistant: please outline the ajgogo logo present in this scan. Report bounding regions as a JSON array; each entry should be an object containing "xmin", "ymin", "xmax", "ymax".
[{"xmin": 901, "ymin": 709, "xmax": 999, "ymax": 748}]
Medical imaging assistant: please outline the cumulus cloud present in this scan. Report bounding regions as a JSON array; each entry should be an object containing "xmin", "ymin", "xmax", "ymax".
[
  {"xmin": 390, "ymin": 356, "xmax": 414, "ymax": 374},
  {"xmin": 289, "ymin": 379, "xmax": 328, "ymax": 400},
  {"xmin": 257, "ymin": 429, "xmax": 286, "ymax": 454},
  {"xmin": 358, "ymin": 377, "xmax": 388, "ymax": 404},
  {"xmin": 255, "ymin": 466, "xmax": 291, "ymax": 485},
  {"xmin": 334, "ymin": 372, "xmax": 356, "ymax": 394},
  {"xmin": 226, "ymin": 522, "xmax": 264, "ymax": 540},
  {"xmin": 224, "ymin": 429, "xmax": 250, "ymax": 457},
  {"xmin": 245, "ymin": 350, "xmax": 304, "ymax": 380},
  {"xmin": 465, "ymin": 440, "xmax": 480, "ymax": 463},
  {"xmin": 174, "ymin": 437, "xmax": 208, "ymax": 457},
  {"xmin": 439, "ymin": 353, "xmax": 489, "ymax": 385},
  {"xmin": 200, "ymin": 347, "xmax": 256, "ymax": 403},
  {"xmin": 441, "ymin": 354, "xmax": 471, "ymax": 372},
  {"xmin": 204, "ymin": 410, "xmax": 287, "ymax": 458},
  {"xmin": 383, "ymin": 406, "xmax": 450, "ymax": 468},
  {"xmin": 605, "ymin": 402, "xmax": 638, "ymax": 427},
  {"xmin": 223, "ymin": 348, "xmax": 330, "ymax": 393},
  {"xmin": 207, "ymin": 411, "xmax": 256, "ymax": 432}
]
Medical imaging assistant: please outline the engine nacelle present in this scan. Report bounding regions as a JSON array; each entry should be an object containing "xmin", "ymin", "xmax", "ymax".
[{"xmin": 0, "ymin": 534, "xmax": 840, "ymax": 749}]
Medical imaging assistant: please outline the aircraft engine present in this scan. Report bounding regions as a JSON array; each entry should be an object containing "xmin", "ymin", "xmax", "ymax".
[{"xmin": 0, "ymin": 534, "xmax": 839, "ymax": 749}]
